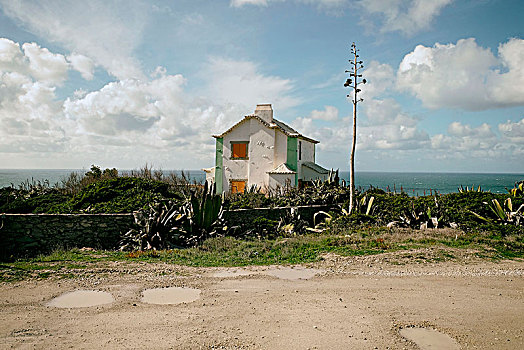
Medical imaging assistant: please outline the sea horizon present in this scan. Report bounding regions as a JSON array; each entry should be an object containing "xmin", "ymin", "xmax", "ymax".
[
  {"xmin": 1, "ymin": 168, "xmax": 522, "ymax": 195},
  {"xmin": 1, "ymin": 167, "xmax": 523, "ymax": 175}
]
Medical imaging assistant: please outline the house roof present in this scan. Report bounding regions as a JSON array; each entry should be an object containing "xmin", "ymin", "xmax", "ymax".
[
  {"xmin": 213, "ymin": 115, "xmax": 319, "ymax": 144},
  {"xmin": 267, "ymin": 163, "xmax": 296, "ymax": 174},
  {"xmin": 302, "ymin": 161, "xmax": 329, "ymax": 174}
]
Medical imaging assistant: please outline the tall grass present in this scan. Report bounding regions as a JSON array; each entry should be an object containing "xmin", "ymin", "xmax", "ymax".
[{"xmin": 55, "ymin": 164, "xmax": 199, "ymax": 196}]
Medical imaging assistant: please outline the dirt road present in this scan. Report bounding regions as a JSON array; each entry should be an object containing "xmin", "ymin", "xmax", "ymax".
[{"xmin": 1, "ymin": 251, "xmax": 523, "ymax": 349}]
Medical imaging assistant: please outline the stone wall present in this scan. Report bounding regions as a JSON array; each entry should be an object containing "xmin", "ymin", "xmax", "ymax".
[
  {"xmin": 223, "ymin": 204, "xmax": 335, "ymax": 227},
  {"xmin": 0, "ymin": 213, "xmax": 134, "ymax": 260},
  {"xmin": 0, "ymin": 204, "xmax": 337, "ymax": 260}
]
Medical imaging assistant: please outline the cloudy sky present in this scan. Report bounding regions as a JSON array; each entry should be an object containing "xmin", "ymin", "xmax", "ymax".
[{"xmin": 0, "ymin": 0, "xmax": 522, "ymax": 172}]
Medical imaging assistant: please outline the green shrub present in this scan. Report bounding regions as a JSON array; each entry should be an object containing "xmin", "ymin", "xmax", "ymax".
[
  {"xmin": 64, "ymin": 177, "xmax": 181, "ymax": 213},
  {"xmin": 0, "ymin": 187, "xmax": 70, "ymax": 213}
]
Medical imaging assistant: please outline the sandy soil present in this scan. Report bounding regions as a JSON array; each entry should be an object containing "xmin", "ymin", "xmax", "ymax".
[{"xmin": 1, "ymin": 250, "xmax": 523, "ymax": 349}]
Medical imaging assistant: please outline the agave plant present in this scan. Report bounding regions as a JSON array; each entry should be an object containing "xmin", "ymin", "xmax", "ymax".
[
  {"xmin": 343, "ymin": 195, "xmax": 374, "ymax": 216},
  {"xmin": 397, "ymin": 202, "xmax": 426, "ymax": 229},
  {"xmin": 119, "ymin": 200, "xmax": 183, "ymax": 251},
  {"xmin": 425, "ymin": 196, "xmax": 446, "ymax": 228},
  {"xmin": 278, "ymin": 208, "xmax": 308, "ymax": 236},
  {"xmin": 458, "ymin": 184, "xmax": 484, "ymax": 193},
  {"xmin": 469, "ymin": 198, "xmax": 524, "ymax": 226},
  {"xmin": 507, "ymin": 181, "xmax": 524, "ymax": 197},
  {"xmin": 306, "ymin": 210, "xmax": 334, "ymax": 233},
  {"xmin": 326, "ymin": 168, "xmax": 340, "ymax": 186},
  {"xmin": 120, "ymin": 181, "xmax": 226, "ymax": 250},
  {"xmin": 183, "ymin": 181, "xmax": 225, "ymax": 244}
]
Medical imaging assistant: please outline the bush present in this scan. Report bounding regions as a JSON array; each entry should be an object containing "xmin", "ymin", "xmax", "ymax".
[
  {"xmin": 63, "ymin": 177, "xmax": 182, "ymax": 213},
  {"xmin": 0, "ymin": 187, "xmax": 70, "ymax": 214}
]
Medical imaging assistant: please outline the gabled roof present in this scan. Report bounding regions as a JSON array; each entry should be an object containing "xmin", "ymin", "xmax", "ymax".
[
  {"xmin": 302, "ymin": 161, "xmax": 329, "ymax": 174},
  {"xmin": 213, "ymin": 115, "xmax": 319, "ymax": 144},
  {"xmin": 267, "ymin": 163, "xmax": 296, "ymax": 174}
]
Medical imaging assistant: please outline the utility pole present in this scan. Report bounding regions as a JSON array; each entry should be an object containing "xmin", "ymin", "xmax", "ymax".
[{"xmin": 344, "ymin": 42, "xmax": 366, "ymax": 214}]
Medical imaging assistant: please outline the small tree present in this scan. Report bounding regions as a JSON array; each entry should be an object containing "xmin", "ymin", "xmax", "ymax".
[{"xmin": 344, "ymin": 42, "xmax": 366, "ymax": 214}]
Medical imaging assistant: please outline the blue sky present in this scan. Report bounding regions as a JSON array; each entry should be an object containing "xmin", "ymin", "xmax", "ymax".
[{"xmin": 0, "ymin": 0, "xmax": 522, "ymax": 172}]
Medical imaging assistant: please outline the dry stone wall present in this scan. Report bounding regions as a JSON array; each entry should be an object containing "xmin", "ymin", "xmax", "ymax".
[
  {"xmin": 0, "ymin": 214, "xmax": 134, "ymax": 260},
  {"xmin": 222, "ymin": 204, "xmax": 335, "ymax": 226},
  {"xmin": 0, "ymin": 204, "xmax": 337, "ymax": 260}
]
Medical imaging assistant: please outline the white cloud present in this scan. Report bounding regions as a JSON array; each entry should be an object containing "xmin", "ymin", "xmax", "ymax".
[
  {"xmin": 291, "ymin": 58, "xmax": 430, "ymax": 160},
  {"xmin": 359, "ymin": 60, "xmax": 394, "ymax": 100},
  {"xmin": 363, "ymin": 98, "xmax": 418, "ymax": 127},
  {"xmin": 490, "ymin": 38, "xmax": 524, "ymax": 107},
  {"xmin": 63, "ymin": 78, "xmax": 171, "ymax": 136},
  {"xmin": 0, "ymin": 38, "xmax": 26, "ymax": 73},
  {"xmin": 432, "ymin": 121, "xmax": 498, "ymax": 154},
  {"xmin": 67, "ymin": 53, "xmax": 96, "ymax": 80},
  {"xmin": 0, "ymin": 38, "xmax": 71, "ymax": 85},
  {"xmin": 359, "ymin": 124, "xmax": 429, "ymax": 150},
  {"xmin": 203, "ymin": 57, "xmax": 299, "ymax": 112},
  {"xmin": 397, "ymin": 38, "xmax": 524, "ymax": 110},
  {"xmin": 0, "ymin": 36, "xmax": 304, "ymax": 168},
  {"xmin": 309, "ymin": 106, "xmax": 339, "ymax": 121},
  {"xmin": 22, "ymin": 42, "xmax": 69, "ymax": 85},
  {"xmin": 499, "ymin": 118, "xmax": 524, "ymax": 144},
  {"xmin": 231, "ymin": 0, "xmax": 347, "ymax": 11},
  {"xmin": 0, "ymin": 38, "xmax": 97, "ymax": 84},
  {"xmin": 447, "ymin": 122, "xmax": 494, "ymax": 138},
  {"xmin": 357, "ymin": 60, "xmax": 429, "ymax": 150},
  {"xmin": 231, "ymin": 0, "xmax": 450, "ymax": 31},
  {"xmin": 291, "ymin": 115, "xmax": 350, "ymax": 153},
  {"xmin": 0, "ymin": 63, "xmax": 69, "ymax": 156},
  {"xmin": 294, "ymin": 44, "xmax": 522, "ymax": 170},
  {"xmin": 231, "ymin": 0, "xmax": 269, "ymax": 6},
  {"xmin": 0, "ymin": 0, "xmax": 147, "ymax": 79},
  {"xmin": 358, "ymin": 0, "xmax": 453, "ymax": 36}
]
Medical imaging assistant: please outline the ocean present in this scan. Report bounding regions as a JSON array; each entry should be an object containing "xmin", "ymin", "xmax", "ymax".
[{"xmin": 0, "ymin": 169, "xmax": 522, "ymax": 195}]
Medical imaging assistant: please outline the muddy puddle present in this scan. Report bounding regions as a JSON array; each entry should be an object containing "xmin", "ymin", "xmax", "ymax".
[
  {"xmin": 265, "ymin": 267, "xmax": 322, "ymax": 280},
  {"xmin": 47, "ymin": 290, "xmax": 114, "ymax": 308},
  {"xmin": 141, "ymin": 287, "xmax": 201, "ymax": 305},
  {"xmin": 400, "ymin": 327, "xmax": 459, "ymax": 350}
]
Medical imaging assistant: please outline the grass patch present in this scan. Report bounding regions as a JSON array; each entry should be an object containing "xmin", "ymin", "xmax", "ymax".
[{"xmin": 1, "ymin": 227, "xmax": 522, "ymax": 282}]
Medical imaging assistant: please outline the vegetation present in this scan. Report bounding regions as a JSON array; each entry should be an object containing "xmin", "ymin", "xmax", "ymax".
[
  {"xmin": 0, "ymin": 165, "xmax": 185, "ymax": 213},
  {"xmin": 2, "ymin": 226, "xmax": 521, "ymax": 282},
  {"xmin": 1, "ymin": 166, "xmax": 522, "ymax": 279},
  {"xmin": 120, "ymin": 182, "xmax": 225, "ymax": 250}
]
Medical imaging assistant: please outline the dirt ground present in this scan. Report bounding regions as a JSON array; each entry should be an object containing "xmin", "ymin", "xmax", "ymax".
[{"xmin": 1, "ymin": 249, "xmax": 523, "ymax": 349}]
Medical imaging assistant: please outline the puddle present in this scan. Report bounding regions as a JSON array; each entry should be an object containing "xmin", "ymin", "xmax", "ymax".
[
  {"xmin": 212, "ymin": 269, "xmax": 257, "ymax": 278},
  {"xmin": 141, "ymin": 287, "xmax": 201, "ymax": 305},
  {"xmin": 265, "ymin": 267, "xmax": 321, "ymax": 280},
  {"xmin": 400, "ymin": 327, "xmax": 459, "ymax": 350},
  {"xmin": 47, "ymin": 290, "xmax": 114, "ymax": 308}
]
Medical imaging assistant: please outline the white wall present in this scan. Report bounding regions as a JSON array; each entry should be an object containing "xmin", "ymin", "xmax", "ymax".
[
  {"xmin": 221, "ymin": 118, "xmax": 278, "ymax": 192},
  {"xmin": 268, "ymin": 173, "xmax": 294, "ymax": 190},
  {"xmin": 297, "ymin": 139, "xmax": 316, "ymax": 180},
  {"xmin": 301, "ymin": 166, "xmax": 328, "ymax": 181},
  {"xmin": 247, "ymin": 119, "xmax": 275, "ymax": 189},
  {"xmin": 222, "ymin": 120, "xmax": 250, "ymax": 192},
  {"xmin": 273, "ymin": 130, "xmax": 287, "ymax": 168}
]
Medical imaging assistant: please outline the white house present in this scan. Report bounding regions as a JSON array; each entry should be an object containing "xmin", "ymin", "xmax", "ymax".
[{"xmin": 209, "ymin": 104, "xmax": 329, "ymax": 193}]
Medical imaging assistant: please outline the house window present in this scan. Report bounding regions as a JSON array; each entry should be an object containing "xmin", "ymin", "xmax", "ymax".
[
  {"xmin": 298, "ymin": 141, "xmax": 302, "ymax": 161},
  {"xmin": 230, "ymin": 180, "xmax": 246, "ymax": 194},
  {"xmin": 231, "ymin": 141, "xmax": 248, "ymax": 159}
]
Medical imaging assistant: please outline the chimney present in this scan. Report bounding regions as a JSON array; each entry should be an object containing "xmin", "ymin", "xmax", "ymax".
[{"xmin": 255, "ymin": 104, "xmax": 273, "ymax": 124}]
